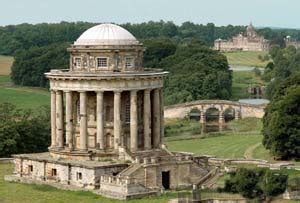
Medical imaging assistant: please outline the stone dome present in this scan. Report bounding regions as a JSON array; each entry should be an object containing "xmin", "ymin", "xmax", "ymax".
[{"xmin": 74, "ymin": 23, "xmax": 139, "ymax": 46}]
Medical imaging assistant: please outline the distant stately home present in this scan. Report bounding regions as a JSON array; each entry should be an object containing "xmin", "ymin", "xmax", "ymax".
[
  {"xmin": 6, "ymin": 24, "xmax": 210, "ymax": 200},
  {"xmin": 285, "ymin": 36, "xmax": 300, "ymax": 49},
  {"xmin": 214, "ymin": 23, "xmax": 270, "ymax": 52}
]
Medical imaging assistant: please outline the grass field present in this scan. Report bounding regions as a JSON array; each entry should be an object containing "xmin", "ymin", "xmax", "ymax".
[
  {"xmin": 231, "ymin": 71, "xmax": 266, "ymax": 100},
  {"xmin": 0, "ymin": 76, "xmax": 50, "ymax": 109},
  {"xmin": 0, "ymin": 55, "xmax": 50, "ymax": 109},
  {"xmin": 166, "ymin": 133, "xmax": 269, "ymax": 159},
  {"xmin": 0, "ymin": 55, "xmax": 13, "ymax": 75},
  {"xmin": 224, "ymin": 51, "xmax": 271, "ymax": 67}
]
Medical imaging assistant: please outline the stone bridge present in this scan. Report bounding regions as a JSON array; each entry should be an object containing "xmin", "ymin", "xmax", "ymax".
[{"xmin": 164, "ymin": 100, "xmax": 266, "ymax": 124}]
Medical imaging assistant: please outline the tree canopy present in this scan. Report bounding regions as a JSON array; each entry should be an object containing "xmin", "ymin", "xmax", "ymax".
[
  {"xmin": 223, "ymin": 168, "xmax": 288, "ymax": 200},
  {"xmin": 0, "ymin": 103, "xmax": 50, "ymax": 157},
  {"xmin": 262, "ymin": 46, "xmax": 300, "ymax": 160},
  {"xmin": 161, "ymin": 41, "xmax": 232, "ymax": 105}
]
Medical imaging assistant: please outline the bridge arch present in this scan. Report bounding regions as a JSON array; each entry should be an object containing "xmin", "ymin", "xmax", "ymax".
[
  {"xmin": 223, "ymin": 106, "xmax": 236, "ymax": 122},
  {"xmin": 204, "ymin": 106, "xmax": 221, "ymax": 123},
  {"xmin": 188, "ymin": 107, "xmax": 201, "ymax": 121}
]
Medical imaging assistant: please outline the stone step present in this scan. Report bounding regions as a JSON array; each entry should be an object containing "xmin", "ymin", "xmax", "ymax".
[{"xmin": 118, "ymin": 164, "xmax": 141, "ymax": 177}]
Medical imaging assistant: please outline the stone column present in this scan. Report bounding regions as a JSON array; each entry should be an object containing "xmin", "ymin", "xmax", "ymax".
[
  {"xmin": 143, "ymin": 89, "xmax": 152, "ymax": 150},
  {"xmin": 153, "ymin": 89, "xmax": 161, "ymax": 148},
  {"xmin": 50, "ymin": 90, "xmax": 56, "ymax": 148},
  {"xmin": 200, "ymin": 111, "xmax": 206, "ymax": 124},
  {"xmin": 114, "ymin": 91, "xmax": 122, "ymax": 151},
  {"xmin": 219, "ymin": 111, "xmax": 225, "ymax": 125},
  {"xmin": 65, "ymin": 91, "xmax": 73, "ymax": 150},
  {"xmin": 159, "ymin": 89, "xmax": 164, "ymax": 143},
  {"xmin": 130, "ymin": 90, "xmax": 138, "ymax": 152},
  {"xmin": 96, "ymin": 91, "xmax": 105, "ymax": 150},
  {"xmin": 56, "ymin": 90, "xmax": 64, "ymax": 149},
  {"xmin": 79, "ymin": 91, "xmax": 88, "ymax": 151},
  {"xmin": 235, "ymin": 110, "xmax": 241, "ymax": 120}
]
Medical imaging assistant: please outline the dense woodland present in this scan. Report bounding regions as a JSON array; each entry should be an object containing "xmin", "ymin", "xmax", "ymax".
[{"xmin": 262, "ymin": 46, "xmax": 300, "ymax": 159}]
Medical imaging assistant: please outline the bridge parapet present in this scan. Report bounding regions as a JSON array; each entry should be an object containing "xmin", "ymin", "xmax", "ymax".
[{"xmin": 164, "ymin": 100, "xmax": 266, "ymax": 119}]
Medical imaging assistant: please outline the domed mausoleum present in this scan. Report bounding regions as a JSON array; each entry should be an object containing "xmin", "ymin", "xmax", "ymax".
[{"xmin": 7, "ymin": 24, "xmax": 210, "ymax": 200}]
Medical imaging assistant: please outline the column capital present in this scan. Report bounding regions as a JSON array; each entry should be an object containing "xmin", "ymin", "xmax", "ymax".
[
  {"xmin": 130, "ymin": 90, "xmax": 138, "ymax": 95},
  {"xmin": 144, "ymin": 89, "xmax": 151, "ymax": 94},
  {"xmin": 50, "ymin": 89, "xmax": 56, "ymax": 94},
  {"xmin": 56, "ymin": 90, "xmax": 63, "ymax": 94},
  {"xmin": 64, "ymin": 90, "xmax": 72, "ymax": 93},
  {"xmin": 96, "ymin": 91, "xmax": 104, "ymax": 94},
  {"xmin": 114, "ymin": 90, "xmax": 123, "ymax": 94}
]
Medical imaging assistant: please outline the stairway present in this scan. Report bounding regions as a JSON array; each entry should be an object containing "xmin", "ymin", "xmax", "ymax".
[
  {"xmin": 118, "ymin": 163, "xmax": 142, "ymax": 177},
  {"xmin": 201, "ymin": 170, "xmax": 222, "ymax": 189}
]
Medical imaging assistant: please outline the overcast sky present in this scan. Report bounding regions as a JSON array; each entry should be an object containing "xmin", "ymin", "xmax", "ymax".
[{"xmin": 1, "ymin": 0, "xmax": 299, "ymax": 28}]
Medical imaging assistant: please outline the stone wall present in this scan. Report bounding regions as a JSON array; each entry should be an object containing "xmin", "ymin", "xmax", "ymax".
[{"xmin": 13, "ymin": 156, "xmax": 128, "ymax": 190}]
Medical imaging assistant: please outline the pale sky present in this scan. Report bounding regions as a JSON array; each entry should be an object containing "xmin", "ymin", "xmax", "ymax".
[{"xmin": 1, "ymin": 0, "xmax": 299, "ymax": 28}]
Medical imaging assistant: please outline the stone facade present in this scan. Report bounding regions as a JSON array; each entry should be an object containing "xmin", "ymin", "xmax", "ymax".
[
  {"xmin": 214, "ymin": 23, "xmax": 270, "ymax": 52},
  {"xmin": 6, "ymin": 23, "xmax": 210, "ymax": 200},
  {"xmin": 285, "ymin": 36, "xmax": 300, "ymax": 49}
]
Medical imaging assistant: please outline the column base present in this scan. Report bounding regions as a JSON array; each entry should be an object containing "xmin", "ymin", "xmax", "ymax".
[{"xmin": 95, "ymin": 149, "xmax": 105, "ymax": 153}]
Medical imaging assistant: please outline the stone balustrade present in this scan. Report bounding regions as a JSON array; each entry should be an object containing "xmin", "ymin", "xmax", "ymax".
[{"xmin": 100, "ymin": 175, "xmax": 136, "ymax": 185}]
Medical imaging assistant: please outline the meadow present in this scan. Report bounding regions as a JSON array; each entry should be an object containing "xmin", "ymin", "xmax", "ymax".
[
  {"xmin": 224, "ymin": 51, "xmax": 271, "ymax": 67},
  {"xmin": 0, "ymin": 56, "xmax": 49, "ymax": 109},
  {"xmin": 231, "ymin": 71, "xmax": 265, "ymax": 100},
  {"xmin": 0, "ymin": 75, "xmax": 50, "ymax": 109},
  {"xmin": 166, "ymin": 133, "xmax": 266, "ymax": 159}
]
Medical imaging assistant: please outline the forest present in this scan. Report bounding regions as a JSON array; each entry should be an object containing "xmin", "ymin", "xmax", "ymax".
[{"xmin": 262, "ymin": 45, "xmax": 300, "ymax": 159}]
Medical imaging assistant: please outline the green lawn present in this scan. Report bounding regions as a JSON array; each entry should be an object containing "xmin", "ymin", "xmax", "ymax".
[
  {"xmin": 0, "ymin": 55, "xmax": 49, "ymax": 109},
  {"xmin": 0, "ymin": 76, "xmax": 49, "ymax": 109},
  {"xmin": 224, "ymin": 51, "xmax": 271, "ymax": 67},
  {"xmin": 231, "ymin": 71, "xmax": 266, "ymax": 100},
  {"xmin": 252, "ymin": 143, "xmax": 272, "ymax": 161},
  {"xmin": 166, "ymin": 133, "xmax": 267, "ymax": 159}
]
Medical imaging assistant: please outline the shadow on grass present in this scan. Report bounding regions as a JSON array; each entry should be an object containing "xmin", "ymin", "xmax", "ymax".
[{"xmin": 28, "ymin": 183, "xmax": 60, "ymax": 192}]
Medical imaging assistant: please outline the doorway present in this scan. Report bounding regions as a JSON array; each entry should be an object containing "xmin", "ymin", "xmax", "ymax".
[{"xmin": 162, "ymin": 171, "xmax": 170, "ymax": 189}]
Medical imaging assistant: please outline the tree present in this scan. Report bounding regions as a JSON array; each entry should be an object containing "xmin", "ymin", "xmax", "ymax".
[
  {"xmin": 11, "ymin": 43, "xmax": 69, "ymax": 87},
  {"xmin": 263, "ymin": 170, "xmax": 288, "ymax": 198},
  {"xmin": 0, "ymin": 103, "xmax": 50, "ymax": 157},
  {"xmin": 263, "ymin": 74, "xmax": 300, "ymax": 159},
  {"xmin": 143, "ymin": 38, "xmax": 177, "ymax": 68},
  {"xmin": 161, "ymin": 41, "xmax": 232, "ymax": 105},
  {"xmin": 223, "ymin": 168, "xmax": 288, "ymax": 200}
]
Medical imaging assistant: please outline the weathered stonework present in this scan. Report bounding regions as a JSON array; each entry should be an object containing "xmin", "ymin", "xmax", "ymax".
[
  {"xmin": 164, "ymin": 100, "xmax": 266, "ymax": 121},
  {"xmin": 7, "ymin": 23, "xmax": 211, "ymax": 200},
  {"xmin": 214, "ymin": 23, "xmax": 270, "ymax": 52}
]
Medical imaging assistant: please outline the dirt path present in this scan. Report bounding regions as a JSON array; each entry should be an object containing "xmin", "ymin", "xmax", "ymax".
[{"xmin": 244, "ymin": 142, "xmax": 261, "ymax": 159}]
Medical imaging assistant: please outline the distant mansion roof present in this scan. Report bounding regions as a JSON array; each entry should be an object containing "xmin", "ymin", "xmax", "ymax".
[
  {"xmin": 214, "ymin": 23, "xmax": 270, "ymax": 52},
  {"xmin": 74, "ymin": 23, "xmax": 140, "ymax": 46}
]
